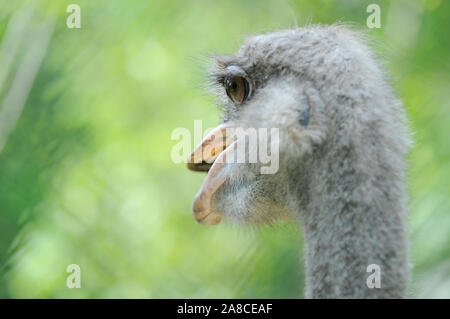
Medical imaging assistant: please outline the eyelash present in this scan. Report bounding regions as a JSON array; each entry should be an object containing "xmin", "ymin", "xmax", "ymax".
[{"xmin": 212, "ymin": 66, "xmax": 253, "ymax": 104}]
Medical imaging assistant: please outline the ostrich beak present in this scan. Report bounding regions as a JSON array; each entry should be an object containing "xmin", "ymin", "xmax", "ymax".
[{"xmin": 187, "ymin": 124, "xmax": 236, "ymax": 225}]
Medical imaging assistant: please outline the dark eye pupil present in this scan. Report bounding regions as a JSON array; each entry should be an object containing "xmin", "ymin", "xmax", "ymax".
[{"xmin": 224, "ymin": 75, "xmax": 249, "ymax": 104}]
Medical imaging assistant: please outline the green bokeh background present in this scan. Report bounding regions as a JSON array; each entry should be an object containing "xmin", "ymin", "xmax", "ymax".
[{"xmin": 0, "ymin": 0, "xmax": 448, "ymax": 298}]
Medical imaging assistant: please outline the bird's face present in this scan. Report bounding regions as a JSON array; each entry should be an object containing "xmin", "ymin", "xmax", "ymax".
[{"xmin": 187, "ymin": 30, "xmax": 328, "ymax": 225}]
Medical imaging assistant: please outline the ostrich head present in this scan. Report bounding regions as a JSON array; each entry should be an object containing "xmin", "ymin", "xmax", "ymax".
[{"xmin": 187, "ymin": 25, "xmax": 411, "ymax": 298}]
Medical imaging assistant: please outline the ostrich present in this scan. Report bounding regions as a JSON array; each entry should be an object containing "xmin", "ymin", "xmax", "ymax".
[{"xmin": 187, "ymin": 25, "xmax": 411, "ymax": 298}]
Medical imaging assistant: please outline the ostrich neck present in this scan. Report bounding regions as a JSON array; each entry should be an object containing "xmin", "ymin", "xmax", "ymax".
[{"xmin": 297, "ymin": 148, "xmax": 409, "ymax": 298}]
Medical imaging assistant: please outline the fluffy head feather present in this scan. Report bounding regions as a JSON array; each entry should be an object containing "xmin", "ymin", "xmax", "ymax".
[{"xmin": 198, "ymin": 25, "xmax": 411, "ymax": 297}]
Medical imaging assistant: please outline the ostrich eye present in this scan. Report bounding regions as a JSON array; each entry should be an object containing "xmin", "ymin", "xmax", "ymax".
[{"xmin": 224, "ymin": 76, "xmax": 250, "ymax": 104}]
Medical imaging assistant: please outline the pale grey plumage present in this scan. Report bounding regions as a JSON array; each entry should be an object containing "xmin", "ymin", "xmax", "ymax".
[{"xmin": 203, "ymin": 25, "xmax": 411, "ymax": 298}]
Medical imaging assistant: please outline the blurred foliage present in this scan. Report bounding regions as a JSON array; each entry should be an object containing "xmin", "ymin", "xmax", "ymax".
[{"xmin": 0, "ymin": 0, "xmax": 448, "ymax": 298}]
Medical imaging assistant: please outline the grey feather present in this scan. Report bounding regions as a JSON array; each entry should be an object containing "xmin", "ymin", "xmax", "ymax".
[{"xmin": 206, "ymin": 25, "xmax": 412, "ymax": 298}]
